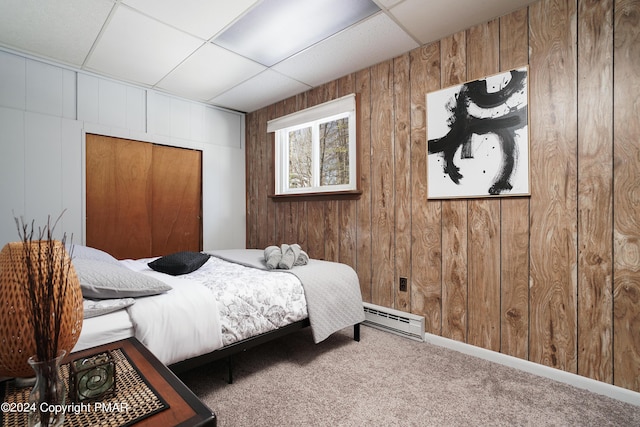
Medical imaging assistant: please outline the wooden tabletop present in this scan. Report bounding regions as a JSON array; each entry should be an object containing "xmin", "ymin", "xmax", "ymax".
[{"xmin": 67, "ymin": 338, "xmax": 216, "ymax": 427}]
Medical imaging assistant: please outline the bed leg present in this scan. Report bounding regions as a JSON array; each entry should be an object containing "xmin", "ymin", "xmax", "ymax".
[
  {"xmin": 227, "ymin": 356, "xmax": 234, "ymax": 384},
  {"xmin": 354, "ymin": 323, "xmax": 360, "ymax": 342}
]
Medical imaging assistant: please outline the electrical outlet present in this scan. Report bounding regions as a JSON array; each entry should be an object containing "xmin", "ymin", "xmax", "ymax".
[{"xmin": 399, "ymin": 277, "xmax": 408, "ymax": 292}]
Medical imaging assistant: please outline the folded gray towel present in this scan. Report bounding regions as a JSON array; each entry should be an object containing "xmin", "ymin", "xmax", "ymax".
[
  {"xmin": 294, "ymin": 247, "xmax": 309, "ymax": 266},
  {"xmin": 264, "ymin": 244, "xmax": 309, "ymax": 270},
  {"xmin": 264, "ymin": 245, "xmax": 281, "ymax": 269},
  {"xmin": 278, "ymin": 243, "xmax": 299, "ymax": 269}
]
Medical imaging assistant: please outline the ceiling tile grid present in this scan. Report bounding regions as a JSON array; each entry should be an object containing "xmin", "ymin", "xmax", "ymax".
[
  {"xmin": 122, "ymin": 0, "xmax": 260, "ymax": 40},
  {"xmin": 272, "ymin": 13, "xmax": 419, "ymax": 88},
  {"xmin": 0, "ymin": 0, "xmax": 537, "ymax": 113},
  {"xmin": 156, "ymin": 42, "xmax": 266, "ymax": 102},
  {"xmin": 84, "ymin": 5, "xmax": 204, "ymax": 86},
  {"xmin": 210, "ymin": 69, "xmax": 312, "ymax": 114}
]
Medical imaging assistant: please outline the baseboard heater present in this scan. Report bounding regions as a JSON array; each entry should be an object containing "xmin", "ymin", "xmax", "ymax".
[{"xmin": 362, "ymin": 302, "xmax": 425, "ymax": 342}]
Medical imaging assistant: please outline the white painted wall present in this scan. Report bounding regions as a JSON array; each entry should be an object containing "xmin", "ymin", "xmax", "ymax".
[{"xmin": 0, "ymin": 49, "xmax": 246, "ymax": 251}]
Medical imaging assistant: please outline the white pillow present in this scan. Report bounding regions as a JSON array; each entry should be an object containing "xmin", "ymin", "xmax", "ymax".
[{"xmin": 74, "ymin": 259, "xmax": 172, "ymax": 299}]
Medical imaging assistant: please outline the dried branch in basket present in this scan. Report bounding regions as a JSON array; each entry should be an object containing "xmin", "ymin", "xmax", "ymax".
[{"xmin": 11, "ymin": 212, "xmax": 75, "ymax": 363}]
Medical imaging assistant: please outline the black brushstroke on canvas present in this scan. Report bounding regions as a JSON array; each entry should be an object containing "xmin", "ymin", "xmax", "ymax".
[{"xmin": 428, "ymin": 69, "xmax": 527, "ymax": 195}]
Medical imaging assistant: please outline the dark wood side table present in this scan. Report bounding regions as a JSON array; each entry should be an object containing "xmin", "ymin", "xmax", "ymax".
[
  {"xmin": 1, "ymin": 338, "xmax": 216, "ymax": 427},
  {"xmin": 67, "ymin": 337, "xmax": 216, "ymax": 427}
]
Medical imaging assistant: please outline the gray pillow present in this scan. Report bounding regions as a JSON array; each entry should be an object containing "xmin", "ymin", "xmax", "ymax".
[
  {"xmin": 73, "ymin": 259, "xmax": 172, "ymax": 299},
  {"xmin": 67, "ymin": 244, "xmax": 120, "ymax": 265},
  {"xmin": 83, "ymin": 298, "xmax": 135, "ymax": 318}
]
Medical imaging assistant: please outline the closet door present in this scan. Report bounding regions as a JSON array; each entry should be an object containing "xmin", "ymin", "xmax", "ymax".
[
  {"xmin": 151, "ymin": 144, "xmax": 202, "ymax": 256},
  {"xmin": 86, "ymin": 134, "xmax": 202, "ymax": 259},
  {"xmin": 86, "ymin": 135, "xmax": 153, "ymax": 259}
]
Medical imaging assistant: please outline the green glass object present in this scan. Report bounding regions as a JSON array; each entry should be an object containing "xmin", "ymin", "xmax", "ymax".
[{"xmin": 69, "ymin": 351, "xmax": 116, "ymax": 402}]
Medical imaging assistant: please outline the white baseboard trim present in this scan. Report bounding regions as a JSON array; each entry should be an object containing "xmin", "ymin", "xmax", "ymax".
[{"xmin": 423, "ymin": 332, "xmax": 640, "ymax": 407}]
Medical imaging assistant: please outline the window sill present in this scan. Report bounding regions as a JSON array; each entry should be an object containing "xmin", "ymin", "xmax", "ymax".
[{"xmin": 269, "ymin": 190, "xmax": 362, "ymax": 202}]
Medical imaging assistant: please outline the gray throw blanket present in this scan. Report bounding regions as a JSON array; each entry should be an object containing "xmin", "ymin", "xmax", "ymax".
[
  {"xmin": 208, "ymin": 249, "xmax": 365, "ymax": 343},
  {"xmin": 264, "ymin": 244, "xmax": 309, "ymax": 269}
]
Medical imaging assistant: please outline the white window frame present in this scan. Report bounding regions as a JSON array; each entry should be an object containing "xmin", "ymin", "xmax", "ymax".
[{"xmin": 268, "ymin": 94, "xmax": 357, "ymax": 196}]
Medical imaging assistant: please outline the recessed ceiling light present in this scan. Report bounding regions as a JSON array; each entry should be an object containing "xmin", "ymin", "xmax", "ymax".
[{"xmin": 214, "ymin": 0, "xmax": 380, "ymax": 67}]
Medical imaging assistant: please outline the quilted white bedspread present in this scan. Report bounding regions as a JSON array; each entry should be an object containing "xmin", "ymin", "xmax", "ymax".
[
  {"xmin": 112, "ymin": 250, "xmax": 363, "ymax": 365},
  {"xmin": 208, "ymin": 249, "xmax": 366, "ymax": 343},
  {"xmin": 121, "ymin": 255, "xmax": 308, "ymax": 363},
  {"xmin": 185, "ymin": 256, "xmax": 307, "ymax": 345}
]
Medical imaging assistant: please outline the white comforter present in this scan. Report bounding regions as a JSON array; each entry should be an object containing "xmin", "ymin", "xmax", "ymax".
[
  {"xmin": 106, "ymin": 251, "xmax": 362, "ymax": 365},
  {"xmin": 119, "ymin": 259, "xmax": 223, "ymax": 365},
  {"xmin": 118, "ymin": 256, "xmax": 308, "ymax": 364}
]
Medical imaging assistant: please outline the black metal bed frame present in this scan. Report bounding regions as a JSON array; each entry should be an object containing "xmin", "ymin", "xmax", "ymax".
[{"xmin": 169, "ymin": 320, "xmax": 361, "ymax": 383}]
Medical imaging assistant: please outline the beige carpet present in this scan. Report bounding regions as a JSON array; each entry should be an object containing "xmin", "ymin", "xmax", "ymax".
[{"xmin": 178, "ymin": 326, "xmax": 640, "ymax": 426}]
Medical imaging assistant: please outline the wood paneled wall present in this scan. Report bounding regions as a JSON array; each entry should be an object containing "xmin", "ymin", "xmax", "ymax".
[{"xmin": 245, "ymin": 0, "xmax": 640, "ymax": 392}]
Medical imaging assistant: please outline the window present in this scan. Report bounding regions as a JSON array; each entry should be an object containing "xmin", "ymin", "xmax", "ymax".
[{"xmin": 268, "ymin": 94, "xmax": 358, "ymax": 197}]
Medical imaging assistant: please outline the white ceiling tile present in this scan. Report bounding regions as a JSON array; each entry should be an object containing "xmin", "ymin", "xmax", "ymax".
[
  {"xmin": 211, "ymin": 70, "xmax": 311, "ymax": 113},
  {"xmin": 273, "ymin": 12, "xmax": 419, "ymax": 87},
  {"xmin": 156, "ymin": 43, "xmax": 266, "ymax": 101},
  {"xmin": 85, "ymin": 5, "xmax": 203, "ymax": 85},
  {"xmin": 0, "ymin": 0, "xmax": 114, "ymax": 66},
  {"xmin": 389, "ymin": 0, "xmax": 536, "ymax": 45},
  {"xmin": 374, "ymin": 0, "xmax": 404, "ymax": 9},
  {"xmin": 122, "ymin": 0, "xmax": 260, "ymax": 40}
]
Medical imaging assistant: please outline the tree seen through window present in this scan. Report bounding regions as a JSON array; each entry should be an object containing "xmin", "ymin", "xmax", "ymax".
[
  {"xmin": 319, "ymin": 118, "xmax": 349, "ymax": 186},
  {"xmin": 288, "ymin": 127, "xmax": 312, "ymax": 188}
]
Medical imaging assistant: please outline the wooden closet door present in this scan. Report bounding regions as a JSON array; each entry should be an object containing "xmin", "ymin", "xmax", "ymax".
[
  {"xmin": 151, "ymin": 144, "xmax": 202, "ymax": 256},
  {"xmin": 86, "ymin": 135, "xmax": 202, "ymax": 259},
  {"xmin": 86, "ymin": 135, "xmax": 153, "ymax": 259}
]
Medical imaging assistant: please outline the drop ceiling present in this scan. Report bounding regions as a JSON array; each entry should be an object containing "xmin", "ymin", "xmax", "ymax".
[{"xmin": 0, "ymin": 0, "xmax": 536, "ymax": 114}]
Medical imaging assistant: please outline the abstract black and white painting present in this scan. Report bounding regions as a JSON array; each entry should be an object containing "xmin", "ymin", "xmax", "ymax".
[{"xmin": 427, "ymin": 66, "xmax": 529, "ymax": 199}]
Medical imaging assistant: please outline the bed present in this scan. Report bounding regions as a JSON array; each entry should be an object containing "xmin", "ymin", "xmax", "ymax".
[{"xmin": 70, "ymin": 246, "xmax": 365, "ymax": 382}]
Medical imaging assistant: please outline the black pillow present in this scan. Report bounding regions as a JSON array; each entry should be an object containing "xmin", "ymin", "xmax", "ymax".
[{"xmin": 148, "ymin": 251, "xmax": 211, "ymax": 276}]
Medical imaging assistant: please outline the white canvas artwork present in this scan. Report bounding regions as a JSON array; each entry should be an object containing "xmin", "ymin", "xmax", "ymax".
[{"xmin": 427, "ymin": 66, "xmax": 530, "ymax": 199}]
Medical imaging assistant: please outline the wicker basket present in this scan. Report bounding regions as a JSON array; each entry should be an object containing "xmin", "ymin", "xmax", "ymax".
[{"xmin": 0, "ymin": 241, "xmax": 83, "ymax": 377}]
